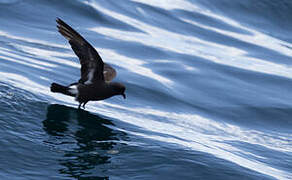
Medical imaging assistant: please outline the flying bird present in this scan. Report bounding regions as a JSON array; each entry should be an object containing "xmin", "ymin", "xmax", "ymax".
[{"xmin": 51, "ymin": 18, "xmax": 126, "ymax": 109}]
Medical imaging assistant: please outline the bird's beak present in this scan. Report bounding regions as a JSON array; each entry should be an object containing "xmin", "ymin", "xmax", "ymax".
[{"xmin": 122, "ymin": 93, "xmax": 126, "ymax": 99}]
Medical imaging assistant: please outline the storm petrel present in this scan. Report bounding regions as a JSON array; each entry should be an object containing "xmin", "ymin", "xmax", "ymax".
[{"xmin": 51, "ymin": 18, "xmax": 126, "ymax": 109}]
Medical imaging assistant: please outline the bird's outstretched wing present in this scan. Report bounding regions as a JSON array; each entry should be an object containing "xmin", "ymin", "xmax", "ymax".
[
  {"xmin": 57, "ymin": 18, "xmax": 113, "ymax": 84},
  {"xmin": 104, "ymin": 63, "xmax": 116, "ymax": 82}
]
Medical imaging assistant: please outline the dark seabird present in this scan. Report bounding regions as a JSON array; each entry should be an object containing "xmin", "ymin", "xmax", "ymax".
[{"xmin": 51, "ymin": 18, "xmax": 126, "ymax": 109}]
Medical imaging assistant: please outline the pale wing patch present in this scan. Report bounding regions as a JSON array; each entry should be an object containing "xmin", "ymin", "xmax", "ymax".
[{"xmin": 84, "ymin": 69, "xmax": 95, "ymax": 85}]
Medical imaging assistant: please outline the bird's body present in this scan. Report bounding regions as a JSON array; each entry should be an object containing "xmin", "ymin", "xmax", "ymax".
[
  {"xmin": 51, "ymin": 18, "xmax": 126, "ymax": 109},
  {"xmin": 76, "ymin": 82, "xmax": 124, "ymax": 101}
]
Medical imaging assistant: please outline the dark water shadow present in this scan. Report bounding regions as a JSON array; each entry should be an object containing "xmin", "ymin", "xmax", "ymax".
[{"xmin": 43, "ymin": 104, "xmax": 127, "ymax": 180}]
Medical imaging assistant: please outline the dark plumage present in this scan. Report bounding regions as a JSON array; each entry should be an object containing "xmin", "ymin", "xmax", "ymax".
[{"xmin": 51, "ymin": 18, "xmax": 126, "ymax": 109}]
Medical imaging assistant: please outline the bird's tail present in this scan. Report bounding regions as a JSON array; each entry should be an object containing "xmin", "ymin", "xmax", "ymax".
[{"xmin": 50, "ymin": 83, "xmax": 75, "ymax": 96}]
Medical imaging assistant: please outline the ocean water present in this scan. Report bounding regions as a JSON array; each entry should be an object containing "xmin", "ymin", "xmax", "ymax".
[{"xmin": 0, "ymin": 0, "xmax": 291, "ymax": 179}]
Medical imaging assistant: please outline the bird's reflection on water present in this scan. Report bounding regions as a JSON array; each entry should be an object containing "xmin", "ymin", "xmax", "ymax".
[{"xmin": 43, "ymin": 104, "xmax": 127, "ymax": 179}]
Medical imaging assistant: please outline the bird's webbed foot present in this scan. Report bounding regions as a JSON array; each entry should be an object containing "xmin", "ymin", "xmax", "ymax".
[
  {"xmin": 78, "ymin": 101, "xmax": 88, "ymax": 109},
  {"xmin": 82, "ymin": 101, "xmax": 88, "ymax": 109}
]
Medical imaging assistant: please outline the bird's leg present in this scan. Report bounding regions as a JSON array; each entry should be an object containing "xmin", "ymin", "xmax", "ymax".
[
  {"xmin": 78, "ymin": 102, "xmax": 82, "ymax": 109},
  {"xmin": 82, "ymin": 101, "xmax": 88, "ymax": 109}
]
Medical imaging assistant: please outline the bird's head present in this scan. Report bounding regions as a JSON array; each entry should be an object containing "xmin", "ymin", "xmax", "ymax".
[{"xmin": 111, "ymin": 82, "xmax": 126, "ymax": 99}]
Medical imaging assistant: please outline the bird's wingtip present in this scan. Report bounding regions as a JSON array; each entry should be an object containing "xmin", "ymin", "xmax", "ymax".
[{"xmin": 56, "ymin": 17, "xmax": 64, "ymax": 24}]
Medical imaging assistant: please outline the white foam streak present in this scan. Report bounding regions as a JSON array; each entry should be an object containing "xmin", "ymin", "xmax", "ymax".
[
  {"xmin": 181, "ymin": 18, "xmax": 292, "ymax": 78},
  {"xmin": 0, "ymin": 30, "xmax": 64, "ymax": 48},
  {"xmin": 87, "ymin": 1, "xmax": 292, "ymax": 80},
  {"xmin": 96, "ymin": 102, "xmax": 292, "ymax": 180},
  {"xmin": 0, "ymin": 31, "xmax": 80, "ymax": 69},
  {"xmin": 98, "ymin": 46, "xmax": 173, "ymax": 86},
  {"xmin": 0, "ymin": 72, "xmax": 48, "ymax": 94},
  {"xmin": 0, "ymin": 48, "xmax": 51, "ymax": 71},
  {"xmin": 80, "ymin": 2, "xmax": 292, "ymax": 178},
  {"xmin": 131, "ymin": 0, "xmax": 200, "ymax": 11}
]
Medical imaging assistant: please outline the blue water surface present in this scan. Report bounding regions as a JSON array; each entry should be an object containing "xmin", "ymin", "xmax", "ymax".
[{"xmin": 0, "ymin": 0, "xmax": 291, "ymax": 179}]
